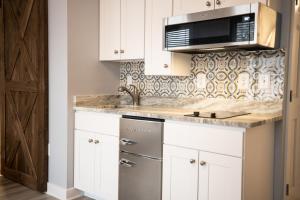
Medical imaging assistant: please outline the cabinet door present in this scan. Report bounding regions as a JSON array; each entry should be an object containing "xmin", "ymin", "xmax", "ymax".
[
  {"xmin": 215, "ymin": 0, "xmax": 267, "ymax": 9},
  {"xmin": 173, "ymin": 0, "xmax": 214, "ymax": 15},
  {"xmin": 121, "ymin": 0, "xmax": 145, "ymax": 60},
  {"xmin": 198, "ymin": 152, "xmax": 242, "ymax": 200},
  {"xmin": 100, "ymin": 0, "xmax": 121, "ymax": 61},
  {"xmin": 74, "ymin": 131, "xmax": 95, "ymax": 194},
  {"xmin": 94, "ymin": 134, "xmax": 119, "ymax": 200},
  {"xmin": 163, "ymin": 145, "xmax": 199, "ymax": 200},
  {"xmin": 145, "ymin": 0, "xmax": 173, "ymax": 75}
]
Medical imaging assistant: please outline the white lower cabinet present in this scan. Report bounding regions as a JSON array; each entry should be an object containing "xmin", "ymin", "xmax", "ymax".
[
  {"xmin": 74, "ymin": 130, "xmax": 119, "ymax": 200},
  {"xmin": 198, "ymin": 151, "xmax": 242, "ymax": 200},
  {"xmin": 163, "ymin": 145, "xmax": 199, "ymax": 200},
  {"xmin": 163, "ymin": 145, "xmax": 242, "ymax": 200}
]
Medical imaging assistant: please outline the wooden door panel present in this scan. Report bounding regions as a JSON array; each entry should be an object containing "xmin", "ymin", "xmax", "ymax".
[{"xmin": 0, "ymin": 0, "xmax": 48, "ymax": 192}]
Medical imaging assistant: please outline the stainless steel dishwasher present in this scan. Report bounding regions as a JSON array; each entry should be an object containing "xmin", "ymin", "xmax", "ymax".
[{"xmin": 119, "ymin": 115, "xmax": 164, "ymax": 200}]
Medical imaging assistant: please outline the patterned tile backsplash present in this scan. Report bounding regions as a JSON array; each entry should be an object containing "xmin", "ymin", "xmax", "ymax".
[{"xmin": 120, "ymin": 50, "xmax": 286, "ymax": 101}]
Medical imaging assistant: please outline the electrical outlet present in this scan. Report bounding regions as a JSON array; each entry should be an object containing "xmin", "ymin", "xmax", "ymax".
[
  {"xmin": 127, "ymin": 75, "xmax": 133, "ymax": 85},
  {"xmin": 259, "ymin": 74, "xmax": 271, "ymax": 89},
  {"xmin": 196, "ymin": 74, "xmax": 206, "ymax": 89},
  {"xmin": 238, "ymin": 73, "xmax": 250, "ymax": 90}
]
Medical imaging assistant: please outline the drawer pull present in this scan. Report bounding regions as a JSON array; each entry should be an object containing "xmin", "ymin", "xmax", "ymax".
[
  {"xmin": 206, "ymin": 1, "xmax": 211, "ymax": 7},
  {"xmin": 190, "ymin": 159, "xmax": 196, "ymax": 164},
  {"xmin": 88, "ymin": 139, "xmax": 94, "ymax": 143},
  {"xmin": 200, "ymin": 161, "xmax": 207, "ymax": 166},
  {"xmin": 94, "ymin": 140, "xmax": 100, "ymax": 144}
]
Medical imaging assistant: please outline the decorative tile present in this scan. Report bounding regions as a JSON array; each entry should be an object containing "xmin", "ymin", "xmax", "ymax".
[{"xmin": 120, "ymin": 50, "xmax": 285, "ymax": 100}]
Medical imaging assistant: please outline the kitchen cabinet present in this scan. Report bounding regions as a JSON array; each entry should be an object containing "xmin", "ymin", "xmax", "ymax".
[
  {"xmin": 198, "ymin": 151, "xmax": 242, "ymax": 200},
  {"xmin": 163, "ymin": 121, "xmax": 275, "ymax": 200},
  {"xmin": 74, "ymin": 130, "xmax": 119, "ymax": 200},
  {"xmin": 99, "ymin": 0, "xmax": 121, "ymax": 61},
  {"xmin": 163, "ymin": 145, "xmax": 199, "ymax": 200},
  {"xmin": 215, "ymin": 0, "xmax": 268, "ymax": 9},
  {"xmin": 100, "ymin": 0, "xmax": 145, "ymax": 61},
  {"xmin": 163, "ymin": 145, "xmax": 242, "ymax": 200},
  {"xmin": 173, "ymin": 0, "xmax": 268, "ymax": 15},
  {"xmin": 74, "ymin": 131, "xmax": 95, "ymax": 194},
  {"xmin": 173, "ymin": 0, "xmax": 214, "ymax": 15},
  {"xmin": 74, "ymin": 112, "xmax": 120, "ymax": 200},
  {"xmin": 145, "ymin": 0, "xmax": 190, "ymax": 76}
]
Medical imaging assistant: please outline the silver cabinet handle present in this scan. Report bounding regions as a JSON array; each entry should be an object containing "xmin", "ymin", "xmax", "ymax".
[
  {"xmin": 120, "ymin": 138, "xmax": 137, "ymax": 146},
  {"xmin": 200, "ymin": 161, "xmax": 207, "ymax": 166},
  {"xmin": 163, "ymin": 64, "xmax": 169, "ymax": 68},
  {"xmin": 190, "ymin": 159, "xmax": 196, "ymax": 164},
  {"xmin": 94, "ymin": 140, "xmax": 100, "ymax": 144},
  {"xmin": 88, "ymin": 139, "xmax": 94, "ymax": 143},
  {"xmin": 216, "ymin": 0, "xmax": 221, "ymax": 5},
  {"xmin": 114, "ymin": 50, "xmax": 119, "ymax": 54},
  {"xmin": 120, "ymin": 158, "xmax": 136, "ymax": 168},
  {"xmin": 206, "ymin": 1, "xmax": 211, "ymax": 7},
  {"xmin": 120, "ymin": 49, "xmax": 125, "ymax": 54}
]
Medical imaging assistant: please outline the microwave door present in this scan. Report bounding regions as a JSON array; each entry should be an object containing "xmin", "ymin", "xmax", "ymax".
[{"xmin": 165, "ymin": 14, "xmax": 255, "ymax": 51}]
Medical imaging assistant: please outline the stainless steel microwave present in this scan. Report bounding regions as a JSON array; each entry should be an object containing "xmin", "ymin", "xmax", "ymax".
[{"xmin": 164, "ymin": 3, "xmax": 280, "ymax": 53}]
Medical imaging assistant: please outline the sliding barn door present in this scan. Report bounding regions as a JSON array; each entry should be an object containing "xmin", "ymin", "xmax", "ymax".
[
  {"xmin": 284, "ymin": 0, "xmax": 300, "ymax": 199},
  {"xmin": 0, "ymin": 0, "xmax": 48, "ymax": 191}
]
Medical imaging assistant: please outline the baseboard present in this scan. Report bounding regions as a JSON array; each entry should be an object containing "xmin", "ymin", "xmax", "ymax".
[{"xmin": 47, "ymin": 182, "xmax": 83, "ymax": 200}]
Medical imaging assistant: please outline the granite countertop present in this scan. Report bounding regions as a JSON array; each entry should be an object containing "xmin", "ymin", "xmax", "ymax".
[{"xmin": 73, "ymin": 95, "xmax": 283, "ymax": 129}]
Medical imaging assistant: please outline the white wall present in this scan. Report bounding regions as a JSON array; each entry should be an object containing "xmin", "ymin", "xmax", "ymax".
[
  {"xmin": 48, "ymin": 0, "xmax": 120, "ymax": 194},
  {"xmin": 48, "ymin": 0, "xmax": 69, "ymax": 189}
]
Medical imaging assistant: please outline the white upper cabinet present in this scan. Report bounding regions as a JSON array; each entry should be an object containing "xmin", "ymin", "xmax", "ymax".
[
  {"xmin": 215, "ymin": 0, "xmax": 268, "ymax": 9},
  {"xmin": 121, "ymin": 0, "xmax": 145, "ymax": 60},
  {"xmin": 173, "ymin": 0, "xmax": 214, "ymax": 15},
  {"xmin": 174, "ymin": 0, "xmax": 269, "ymax": 15},
  {"xmin": 100, "ymin": 0, "xmax": 121, "ymax": 61},
  {"xmin": 145, "ymin": 0, "xmax": 172, "ymax": 75},
  {"xmin": 100, "ymin": 0, "xmax": 145, "ymax": 61},
  {"xmin": 145, "ymin": 0, "xmax": 190, "ymax": 76}
]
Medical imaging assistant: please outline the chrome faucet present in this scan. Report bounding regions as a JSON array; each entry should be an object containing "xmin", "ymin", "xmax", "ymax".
[{"xmin": 118, "ymin": 85, "xmax": 141, "ymax": 106}]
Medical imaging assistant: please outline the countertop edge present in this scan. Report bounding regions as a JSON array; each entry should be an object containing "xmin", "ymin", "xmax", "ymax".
[{"xmin": 73, "ymin": 106, "xmax": 283, "ymax": 129}]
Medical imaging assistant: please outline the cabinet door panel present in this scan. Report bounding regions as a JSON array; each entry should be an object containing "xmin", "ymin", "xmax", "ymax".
[
  {"xmin": 215, "ymin": 0, "xmax": 267, "ymax": 9},
  {"xmin": 94, "ymin": 134, "xmax": 119, "ymax": 200},
  {"xmin": 198, "ymin": 152, "xmax": 242, "ymax": 200},
  {"xmin": 145, "ymin": 0, "xmax": 173, "ymax": 75},
  {"xmin": 173, "ymin": 0, "xmax": 214, "ymax": 15},
  {"xmin": 100, "ymin": 0, "xmax": 121, "ymax": 61},
  {"xmin": 74, "ymin": 131, "xmax": 95, "ymax": 194},
  {"xmin": 163, "ymin": 145, "xmax": 199, "ymax": 200},
  {"xmin": 121, "ymin": 0, "xmax": 145, "ymax": 60}
]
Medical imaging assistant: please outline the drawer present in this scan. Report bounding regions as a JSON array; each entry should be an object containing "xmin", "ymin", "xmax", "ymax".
[
  {"xmin": 164, "ymin": 121, "xmax": 245, "ymax": 157},
  {"xmin": 75, "ymin": 111, "xmax": 120, "ymax": 136}
]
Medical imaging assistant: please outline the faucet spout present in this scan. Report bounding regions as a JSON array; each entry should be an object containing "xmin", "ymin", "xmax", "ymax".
[{"xmin": 118, "ymin": 85, "xmax": 141, "ymax": 106}]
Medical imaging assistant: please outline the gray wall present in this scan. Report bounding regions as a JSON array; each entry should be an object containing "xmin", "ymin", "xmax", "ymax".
[
  {"xmin": 48, "ymin": 0, "xmax": 120, "ymax": 189},
  {"xmin": 67, "ymin": 0, "xmax": 120, "ymax": 188}
]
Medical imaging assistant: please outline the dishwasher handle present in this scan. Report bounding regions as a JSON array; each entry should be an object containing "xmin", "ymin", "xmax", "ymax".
[
  {"xmin": 120, "ymin": 138, "xmax": 137, "ymax": 146},
  {"xmin": 120, "ymin": 158, "xmax": 136, "ymax": 168}
]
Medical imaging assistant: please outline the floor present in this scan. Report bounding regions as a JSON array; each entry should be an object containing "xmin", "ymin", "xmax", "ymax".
[{"xmin": 0, "ymin": 176, "xmax": 92, "ymax": 200}]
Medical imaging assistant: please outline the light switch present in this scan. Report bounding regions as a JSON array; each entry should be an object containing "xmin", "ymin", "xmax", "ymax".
[{"xmin": 238, "ymin": 73, "xmax": 250, "ymax": 90}]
